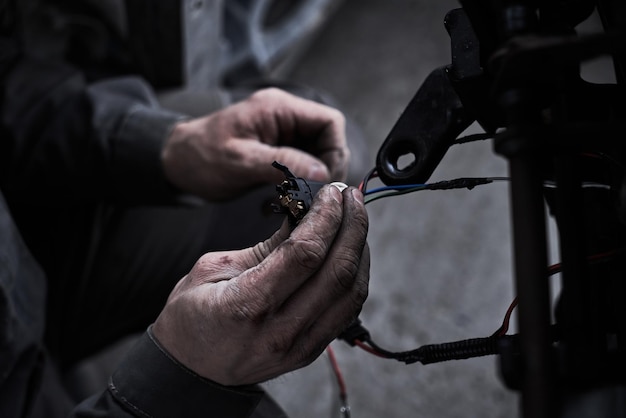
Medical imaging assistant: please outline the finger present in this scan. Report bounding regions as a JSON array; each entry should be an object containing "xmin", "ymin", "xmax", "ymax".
[
  {"xmin": 223, "ymin": 185, "xmax": 346, "ymax": 315},
  {"xmin": 182, "ymin": 218, "xmax": 291, "ymax": 288},
  {"xmin": 273, "ymin": 187, "xmax": 369, "ymax": 330},
  {"xmin": 246, "ymin": 89, "xmax": 349, "ymax": 181},
  {"xmin": 272, "ymin": 146, "xmax": 332, "ymax": 182},
  {"xmin": 227, "ymin": 138, "xmax": 330, "ymax": 184},
  {"xmin": 236, "ymin": 218, "xmax": 291, "ymax": 268},
  {"xmin": 318, "ymin": 147, "xmax": 350, "ymax": 183},
  {"xmin": 259, "ymin": 243, "xmax": 370, "ymax": 373},
  {"xmin": 278, "ymin": 96, "xmax": 348, "ymax": 182},
  {"xmin": 298, "ymin": 243, "xmax": 370, "ymax": 360}
]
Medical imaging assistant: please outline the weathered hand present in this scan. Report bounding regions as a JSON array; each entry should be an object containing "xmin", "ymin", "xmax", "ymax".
[
  {"xmin": 152, "ymin": 185, "xmax": 369, "ymax": 386},
  {"xmin": 161, "ymin": 88, "xmax": 349, "ymax": 200}
]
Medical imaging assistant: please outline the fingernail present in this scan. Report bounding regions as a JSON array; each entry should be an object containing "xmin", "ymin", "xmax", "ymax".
[
  {"xmin": 352, "ymin": 188, "xmax": 364, "ymax": 204},
  {"xmin": 330, "ymin": 182, "xmax": 348, "ymax": 192},
  {"xmin": 328, "ymin": 184, "xmax": 343, "ymax": 203}
]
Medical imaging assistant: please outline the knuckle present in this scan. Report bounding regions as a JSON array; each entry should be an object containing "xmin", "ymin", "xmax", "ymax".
[
  {"xmin": 352, "ymin": 279, "xmax": 369, "ymax": 308},
  {"xmin": 189, "ymin": 254, "xmax": 223, "ymax": 279},
  {"xmin": 285, "ymin": 237, "xmax": 326, "ymax": 271},
  {"xmin": 342, "ymin": 147, "xmax": 351, "ymax": 164},
  {"xmin": 230, "ymin": 304, "xmax": 259, "ymax": 323},
  {"xmin": 265, "ymin": 319, "xmax": 308, "ymax": 357},
  {"xmin": 354, "ymin": 249, "xmax": 370, "ymax": 304},
  {"xmin": 336, "ymin": 253, "xmax": 369, "ymax": 312},
  {"xmin": 293, "ymin": 343, "xmax": 321, "ymax": 369},
  {"xmin": 331, "ymin": 253, "xmax": 361, "ymax": 291},
  {"xmin": 267, "ymin": 332, "xmax": 295, "ymax": 355},
  {"xmin": 329, "ymin": 108, "xmax": 346, "ymax": 126},
  {"xmin": 250, "ymin": 87, "xmax": 284, "ymax": 102},
  {"xmin": 229, "ymin": 300, "xmax": 263, "ymax": 323},
  {"xmin": 224, "ymin": 282, "xmax": 273, "ymax": 324},
  {"xmin": 190, "ymin": 252, "xmax": 245, "ymax": 283},
  {"xmin": 194, "ymin": 253, "xmax": 214, "ymax": 270},
  {"xmin": 284, "ymin": 335, "xmax": 326, "ymax": 369}
]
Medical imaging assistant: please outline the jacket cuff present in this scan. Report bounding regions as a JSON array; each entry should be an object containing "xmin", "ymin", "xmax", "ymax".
[
  {"xmin": 111, "ymin": 105, "xmax": 185, "ymax": 202},
  {"xmin": 88, "ymin": 76, "xmax": 188, "ymax": 203},
  {"xmin": 109, "ymin": 328, "xmax": 264, "ymax": 418}
]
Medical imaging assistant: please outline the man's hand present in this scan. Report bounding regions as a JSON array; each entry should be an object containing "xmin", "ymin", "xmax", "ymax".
[
  {"xmin": 161, "ymin": 88, "xmax": 349, "ymax": 200},
  {"xmin": 152, "ymin": 185, "xmax": 369, "ymax": 386}
]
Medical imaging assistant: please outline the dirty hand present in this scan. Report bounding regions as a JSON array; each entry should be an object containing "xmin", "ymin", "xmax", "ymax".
[
  {"xmin": 152, "ymin": 185, "xmax": 369, "ymax": 385},
  {"xmin": 161, "ymin": 88, "xmax": 349, "ymax": 200}
]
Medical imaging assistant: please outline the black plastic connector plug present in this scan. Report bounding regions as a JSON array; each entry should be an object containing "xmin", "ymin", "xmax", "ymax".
[
  {"xmin": 338, "ymin": 318, "xmax": 371, "ymax": 346},
  {"xmin": 273, "ymin": 161, "xmax": 325, "ymax": 226}
]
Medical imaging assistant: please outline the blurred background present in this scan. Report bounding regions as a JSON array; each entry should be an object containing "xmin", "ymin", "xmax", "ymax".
[
  {"xmin": 249, "ymin": 0, "xmax": 615, "ymax": 417},
  {"xmin": 67, "ymin": 1, "xmax": 615, "ymax": 416},
  {"xmin": 258, "ymin": 0, "xmax": 517, "ymax": 417}
]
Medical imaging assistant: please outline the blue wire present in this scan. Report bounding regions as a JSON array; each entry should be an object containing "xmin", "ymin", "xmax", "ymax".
[{"xmin": 364, "ymin": 184, "xmax": 426, "ymax": 196}]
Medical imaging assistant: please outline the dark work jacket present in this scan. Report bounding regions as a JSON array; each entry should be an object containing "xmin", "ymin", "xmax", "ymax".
[
  {"xmin": 0, "ymin": 0, "xmax": 225, "ymax": 268},
  {"xmin": 0, "ymin": 0, "xmax": 188, "ymax": 206},
  {"xmin": 0, "ymin": 0, "xmax": 191, "ymax": 346},
  {"xmin": 0, "ymin": 1, "xmax": 267, "ymax": 416},
  {"xmin": 0, "ymin": 192, "xmax": 265, "ymax": 417},
  {"xmin": 0, "ymin": 0, "xmax": 213, "ymax": 300}
]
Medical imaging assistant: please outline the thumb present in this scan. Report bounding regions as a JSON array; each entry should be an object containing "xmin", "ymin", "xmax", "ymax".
[{"xmin": 236, "ymin": 219, "xmax": 291, "ymax": 269}]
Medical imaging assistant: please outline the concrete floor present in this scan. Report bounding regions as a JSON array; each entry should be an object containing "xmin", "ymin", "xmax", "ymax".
[{"xmin": 262, "ymin": 1, "xmax": 519, "ymax": 417}]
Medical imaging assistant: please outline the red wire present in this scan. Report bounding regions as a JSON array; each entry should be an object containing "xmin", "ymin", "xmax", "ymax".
[
  {"xmin": 587, "ymin": 249, "xmax": 617, "ymax": 262},
  {"xmin": 496, "ymin": 297, "xmax": 519, "ymax": 336},
  {"xmin": 326, "ymin": 345, "xmax": 348, "ymax": 401},
  {"xmin": 358, "ymin": 169, "xmax": 378, "ymax": 192},
  {"xmin": 580, "ymin": 152, "xmax": 603, "ymax": 160},
  {"xmin": 354, "ymin": 340, "xmax": 390, "ymax": 358},
  {"xmin": 495, "ymin": 249, "xmax": 618, "ymax": 336}
]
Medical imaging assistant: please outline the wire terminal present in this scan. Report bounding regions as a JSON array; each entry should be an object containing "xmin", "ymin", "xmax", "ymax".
[{"xmin": 273, "ymin": 161, "xmax": 325, "ymax": 225}]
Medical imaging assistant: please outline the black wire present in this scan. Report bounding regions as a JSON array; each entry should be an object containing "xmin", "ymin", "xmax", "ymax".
[
  {"xmin": 357, "ymin": 249, "xmax": 624, "ymax": 364},
  {"xmin": 362, "ymin": 335, "xmax": 506, "ymax": 365},
  {"xmin": 453, "ymin": 133, "xmax": 494, "ymax": 145},
  {"xmin": 362, "ymin": 337, "xmax": 400, "ymax": 359},
  {"xmin": 593, "ymin": 152, "xmax": 626, "ymax": 172},
  {"xmin": 360, "ymin": 167, "xmax": 377, "ymax": 193}
]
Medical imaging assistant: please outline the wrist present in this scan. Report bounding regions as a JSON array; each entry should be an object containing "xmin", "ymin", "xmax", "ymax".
[{"xmin": 161, "ymin": 119, "xmax": 196, "ymax": 192}]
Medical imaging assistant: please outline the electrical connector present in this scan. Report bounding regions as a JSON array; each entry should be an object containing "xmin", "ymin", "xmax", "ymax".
[
  {"xmin": 338, "ymin": 318, "xmax": 371, "ymax": 346},
  {"xmin": 273, "ymin": 161, "xmax": 325, "ymax": 226}
]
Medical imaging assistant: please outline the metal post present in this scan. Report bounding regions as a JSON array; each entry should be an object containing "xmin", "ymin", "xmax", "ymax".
[
  {"xmin": 494, "ymin": 2, "xmax": 558, "ymax": 415},
  {"xmin": 508, "ymin": 151, "xmax": 556, "ymax": 418}
]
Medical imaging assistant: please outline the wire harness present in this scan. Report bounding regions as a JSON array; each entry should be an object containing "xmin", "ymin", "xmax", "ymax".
[
  {"xmin": 338, "ymin": 319, "xmax": 510, "ymax": 365},
  {"xmin": 338, "ymin": 249, "xmax": 620, "ymax": 367}
]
